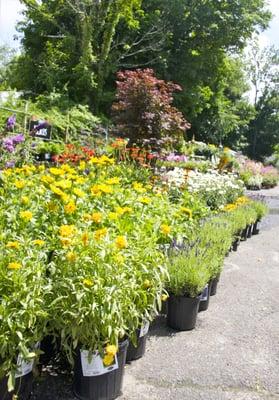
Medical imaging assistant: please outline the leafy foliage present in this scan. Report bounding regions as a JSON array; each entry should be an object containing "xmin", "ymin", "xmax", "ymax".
[{"xmin": 112, "ymin": 69, "xmax": 190, "ymax": 149}]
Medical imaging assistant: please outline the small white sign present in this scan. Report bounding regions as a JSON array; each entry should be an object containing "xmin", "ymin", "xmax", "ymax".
[
  {"xmin": 80, "ymin": 350, "xmax": 119, "ymax": 377},
  {"xmin": 200, "ymin": 285, "xmax": 209, "ymax": 301},
  {"xmin": 15, "ymin": 356, "xmax": 34, "ymax": 378},
  {"xmin": 139, "ymin": 321, "xmax": 150, "ymax": 338}
]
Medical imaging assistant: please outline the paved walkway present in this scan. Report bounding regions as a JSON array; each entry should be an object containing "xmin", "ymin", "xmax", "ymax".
[{"xmin": 120, "ymin": 188, "xmax": 279, "ymax": 400}]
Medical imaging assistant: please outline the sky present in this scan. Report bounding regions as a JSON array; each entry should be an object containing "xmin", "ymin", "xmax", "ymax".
[{"xmin": 0, "ymin": 0, "xmax": 278, "ymax": 49}]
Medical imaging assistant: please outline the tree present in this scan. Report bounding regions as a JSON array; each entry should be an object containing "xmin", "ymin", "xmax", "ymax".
[
  {"xmin": 245, "ymin": 40, "xmax": 279, "ymax": 159},
  {"xmin": 12, "ymin": 0, "xmax": 143, "ymax": 109},
  {"xmin": 112, "ymin": 69, "xmax": 190, "ymax": 149},
  {"xmin": 0, "ymin": 45, "xmax": 15, "ymax": 89}
]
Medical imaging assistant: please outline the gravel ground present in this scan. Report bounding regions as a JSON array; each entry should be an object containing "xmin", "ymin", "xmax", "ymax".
[{"xmin": 30, "ymin": 187, "xmax": 279, "ymax": 400}]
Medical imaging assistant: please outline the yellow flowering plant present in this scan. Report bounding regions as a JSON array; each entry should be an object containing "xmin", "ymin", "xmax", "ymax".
[{"xmin": 0, "ymin": 242, "xmax": 49, "ymax": 390}]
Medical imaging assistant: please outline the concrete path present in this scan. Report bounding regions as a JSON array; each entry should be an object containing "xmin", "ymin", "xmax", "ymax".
[{"xmin": 120, "ymin": 188, "xmax": 279, "ymax": 400}]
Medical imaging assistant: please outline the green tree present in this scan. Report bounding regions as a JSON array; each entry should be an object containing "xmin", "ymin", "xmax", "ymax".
[
  {"xmin": 245, "ymin": 41, "xmax": 279, "ymax": 159},
  {"xmin": 12, "ymin": 0, "xmax": 142, "ymax": 110}
]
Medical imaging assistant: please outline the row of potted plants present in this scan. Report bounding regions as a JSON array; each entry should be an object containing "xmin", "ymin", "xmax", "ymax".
[{"xmin": 0, "ymin": 157, "xmax": 268, "ymax": 400}]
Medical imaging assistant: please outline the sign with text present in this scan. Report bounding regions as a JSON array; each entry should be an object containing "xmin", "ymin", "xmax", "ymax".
[{"xmin": 30, "ymin": 120, "xmax": 51, "ymax": 140}]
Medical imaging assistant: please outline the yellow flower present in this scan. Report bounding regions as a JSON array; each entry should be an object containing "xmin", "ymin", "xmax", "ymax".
[
  {"xmin": 41, "ymin": 175, "xmax": 55, "ymax": 184},
  {"xmin": 103, "ymin": 354, "xmax": 114, "ymax": 367},
  {"xmin": 83, "ymin": 213, "xmax": 92, "ymax": 221},
  {"xmin": 61, "ymin": 164, "xmax": 75, "ymax": 173},
  {"xmin": 60, "ymin": 238, "xmax": 73, "ymax": 247},
  {"xmin": 46, "ymin": 202, "xmax": 58, "ymax": 212},
  {"xmin": 83, "ymin": 278, "xmax": 94, "ymax": 287},
  {"xmin": 66, "ymin": 252, "xmax": 77, "ymax": 262},
  {"xmin": 138, "ymin": 197, "xmax": 151, "ymax": 205},
  {"xmin": 108, "ymin": 212, "xmax": 119, "ymax": 221},
  {"xmin": 78, "ymin": 161, "xmax": 86, "ymax": 171},
  {"xmin": 14, "ymin": 180, "xmax": 26, "ymax": 189},
  {"xmin": 115, "ymin": 206, "xmax": 132, "ymax": 216},
  {"xmin": 89, "ymin": 155, "xmax": 114, "ymax": 166},
  {"xmin": 20, "ymin": 211, "xmax": 33, "ymax": 221},
  {"xmin": 61, "ymin": 193, "xmax": 70, "ymax": 203},
  {"xmin": 32, "ymin": 239, "xmax": 45, "ymax": 246},
  {"xmin": 73, "ymin": 188, "xmax": 86, "ymax": 198},
  {"xmin": 133, "ymin": 182, "xmax": 146, "ymax": 193},
  {"xmin": 64, "ymin": 201, "xmax": 77, "ymax": 214},
  {"xmin": 113, "ymin": 253, "xmax": 125, "ymax": 264},
  {"xmin": 55, "ymin": 179, "xmax": 72, "ymax": 189},
  {"xmin": 81, "ymin": 231, "xmax": 89, "ymax": 245},
  {"xmin": 223, "ymin": 204, "xmax": 237, "ymax": 212},
  {"xmin": 6, "ymin": 241, "xmax": 20, "ymax": 249},
  {"xmin": 92, "ymin": 212, "xmax": 102, "ymax": 223},
  {"xmin": 8, "ymin": 262, "xmax": 22, "ymax": 270},
  {"xmin": 180, "ymin": 207, "xmax": 193, "ymax": 219},
  {"xmin": 161, "ymin": 294, "xmax": 169, "ymax": 302},
  {"xmin": 143, "ymin": 279, "xmax": 151, "ymax": 289},
  {"xmin": 236, "ymin": 196, "xmax": 250, "ymax": 205},
  {"xmin": 115, "ymin": 236, "xmax": 128, "ymax": 249},
  {"xmin": 106, "ymin": 177, "xmax": 120, "ymax": 185},
  {"xmin": 105, "ymin": 345, "xmax": 118, "ymax": 356},
  {"xmin": 49, "ymin": 167, "xmax": 64, "ymax": 176},
  {"xmin": 59, "ymin": 225, "xmax": 76, "ymax": 237},
  {"xmin": 160, "ymin": 224, "xmax": 171, "ymax": 235},
  {"xmin": 38, "ymin": 165, "xmax": 45, "ymax": 171},
  {"xmin": 50, "ymin": 184, "xmax": 64, "ymax": 197},
  {"xmin": 94, "ymin": 228, "xmax": 107, "ymax": 240}
]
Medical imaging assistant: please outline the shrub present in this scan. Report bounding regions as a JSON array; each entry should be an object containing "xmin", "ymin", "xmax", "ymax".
[{"xmin": 112, "ymin": 69, "xmax": 190, "ymax": 151}]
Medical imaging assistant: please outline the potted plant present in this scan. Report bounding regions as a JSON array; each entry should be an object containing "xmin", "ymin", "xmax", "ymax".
[
  {"xmin": 46, "ymin": 225, "xmax": 167, "ymax": 400},
  {"xmin": 166, "ymin": 250, "xmax": 210, "ymax": 331},
  {"xmin": 0, "ymin": 245, "xmax": 48, "ymax": 399}
]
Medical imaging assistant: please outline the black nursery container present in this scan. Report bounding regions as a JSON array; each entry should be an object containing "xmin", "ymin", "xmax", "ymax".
[
  {"xmin": 167, "ymin": 294, "xmax": 201, "ymax": 331},
  {"xmin": 126, "ymin": 324, "xmax": 149, "ymax": 362},
  {"xmin": 0, "ymin": 372, "xmax": 33, "ymax": 400},
  {"xmin": 241, "ymin": 226, "xmax": 249, "ymax": 241},
  {"xmin": 252, "ymin": 220, "xmax": 260, "ymax": 235},
  {"xmin": 73, "ymin": 339, "xmax": 129, "ymax": 400},
  {"xmin": 247, "ymin": 224, "xmax": 253, "ymax": 238},
  {"xmin": 210, "ymin": 275, "xmax": 220, "ymax": 296},
  {"xmin": 198, "ymin": 281, "xmax": 213, "ymax": 312}
]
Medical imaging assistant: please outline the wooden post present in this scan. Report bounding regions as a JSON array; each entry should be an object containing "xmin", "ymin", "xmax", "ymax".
[{"xmin": 23, "ymin": 101, "xmax": 29, "ymax": 135}]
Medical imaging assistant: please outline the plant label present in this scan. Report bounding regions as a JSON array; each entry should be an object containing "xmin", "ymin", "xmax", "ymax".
[
  {"xmin": 30, "ymin": 120, "xmax": 51, "ymax": 140},
  {"xmin": 200, "ymin": 285, "xmax": 209, "ymax": 301},
  {"xmin": 80, "ymin": 350, "xmax": 119, "ymax": 377},
  {"xmin": 15, "ymin": 356, "xmax": 34, "ymax": 378},
  {"xmin": 139, "ymin": 321, "xmax": 150, "ymax": 338}
]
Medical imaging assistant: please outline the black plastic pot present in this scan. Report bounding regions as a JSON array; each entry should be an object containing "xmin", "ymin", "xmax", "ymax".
[
  {"xmin": 241, "ymin": 226, "xmax": 249, "ymax": 241},
  {"xmin": 198, "ymin": 281, "xmax": 213, "ymax": 312},
  {"xmin": 232, "ymin": 238, "xmax": 239, "ymax": 252},
  {"xmin": 167, "ymin": 294, "xmax": 201, "ymax": 331},
  {"xmin": 247, "ymin": 224, "xmax": 253, "ymax": 238},
  {"xmin": 73, "ymin": 339, "xmax": 129, "ymax": 400},
  {"xmin": 210, "ymin": 275, "xmax": 220, "ymax": 296},
  {"xmin": 126, "ymin": 325, "xmax": 149, "ymax": 362},
  {"xmin": 0, "ymin": 372, "xmax": 33, "ymax": 400},
  {"xmin": 252, "ymin": 220, "xmax": 260, "ymax": 235}
]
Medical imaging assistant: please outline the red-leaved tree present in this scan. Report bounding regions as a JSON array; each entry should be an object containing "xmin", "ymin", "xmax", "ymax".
[{"xmin": 112, "ymin": 69, "xmax": 190, "ymax": 150}]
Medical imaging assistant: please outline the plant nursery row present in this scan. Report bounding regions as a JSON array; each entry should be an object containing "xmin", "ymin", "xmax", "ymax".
[{"xmin": 0, "ymin": 146, "xmax": 269, "ymax": 400}]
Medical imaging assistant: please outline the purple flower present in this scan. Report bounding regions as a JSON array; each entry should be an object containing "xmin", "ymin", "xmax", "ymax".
[
  {"xmin": 5, "ymin": 161, "xmax": 15, "ymax": 168},
  {"xmin": 6, "ymin": 114, "xmax": 16, "ymax": 130},
  {"xmin": 12, "ymin": 134, "xmax": 25, "ymax": 144},
  {"xmin": 165, "ymin": 153, "xmax": 188, "ymax": 162},
  {"xmin": 35, "ymin": 121, "xmax": 49, "ymax": 130}
]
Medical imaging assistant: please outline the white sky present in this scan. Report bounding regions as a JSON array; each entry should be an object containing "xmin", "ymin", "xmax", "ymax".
[{"xmin": 0, "ymin": 0, "xmax": 278, "ymax": 48}]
